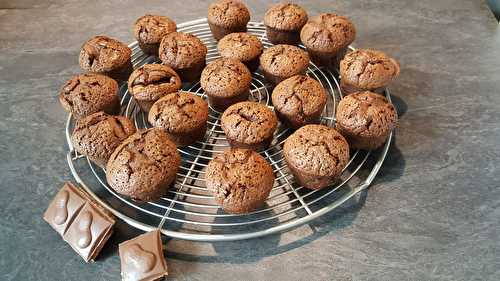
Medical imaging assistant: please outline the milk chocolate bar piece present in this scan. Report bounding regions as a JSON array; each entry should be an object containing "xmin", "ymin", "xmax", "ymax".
[
  {"xmin": 63, "ymin": 201, "xmax": 115, "ymax": 262},
  {"xmin": 119, "ymin": 230, "xmax": 168, "ymax": 281},
  {"xmin": 43, "ymin": 182, "xmax": 87, "ymax": 236}
]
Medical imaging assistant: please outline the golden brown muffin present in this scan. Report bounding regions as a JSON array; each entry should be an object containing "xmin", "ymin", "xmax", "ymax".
[
  {"xmin": 79, "ymin": 36, "xmax": 133, "ymax": 81},
  {"xmin": 133, "ymin": 15, "xmax": 177, "ymax": 55},
  {"xmin": 339, "ymin": 49, "xmax": 400, "ymax": 94},
  {"xmin": 127, "ymin": 64, "xmax": 181, "ymax": 112},
  {"xmin": 59, "ymin": 73, "xmax": 120, "ymax": 119},
  {"xmin": 221, "ymin": 101, "xmax": 278, "ymax": 151},
  {"xmin": 159, "ymin": 32, "xmax": 207, "ymax": 82},
  {"xmin": 259, "ymin": 44, "xmax": 309, "ymax": 84},
  {"xmin": 336, "ymin": 91, "xmax": 397, "ymax": 150},
  {"xmin": 284, "ymin": 124, "xmax": 349, "ymax": 189},
  {"xmin": 264, "ymin": 3, "xmax": 308, "ymax": 45},
  {"xmin": 217, "ymin": 32, "xmax": 263, "ymax": 72},
  {"xmin": 300, "ymin": 13, "xmax": 356, "ymax": 70},
  {"xmin": 71, "ymin": 112, "xmax": 136, "ymax": 167},
  {"xmin": 272, "ymin": 75, "xmax": 327, "ymax": 129},
  {"xmin": 106, "ymin": 128, "xmax": 181, "ymax": 202},
  {"xmin": 148, "ymin": 92, "xmax": 208, "ymax": 147},
  {"xmin": 205, "ymin": 148, "xmax": 275, "ymax": 213},
  {"xmin": 207, "ymin": 0, "xmax": 250, "ymax": 40}
]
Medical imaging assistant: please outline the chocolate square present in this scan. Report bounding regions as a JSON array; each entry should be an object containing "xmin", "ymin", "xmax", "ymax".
[
  {"xmin": 119, "ymin": 230, "xmax": 168, "ymax": 281},
  {"xmin": 43, "ymin": 182, "xmax": 87, "ymax": 236},
  {"xmin": 63, "ymin": 201, "xmax": 114, "ymax": 262}
]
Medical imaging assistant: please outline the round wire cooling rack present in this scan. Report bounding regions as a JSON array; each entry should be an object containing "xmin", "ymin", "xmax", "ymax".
[{"xmin": 65, "ymin": 18, "xmax": 394, "ymax": 242}]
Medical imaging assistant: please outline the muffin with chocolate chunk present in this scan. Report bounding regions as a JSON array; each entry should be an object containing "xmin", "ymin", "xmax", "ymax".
[
  {"xmin": 336, "ymin": 91, "xmax": 397, "ymax": 150},
  {"xmin": 221, "ymin": 101, "xmax": 278, "ymax": 151},
  {"xmin": 206, "ymin": 148, "xmax": 275, "ymax": 214},
  {"xmin": 128, "ymin": 64, "xmax": 181, "ymax": 112},
  {"xmin": 159, "ymin": 32, "xmax": 207, "ymax": 82},
  {"xmin": 59, "ymin": 73, "xmax": 120, "ymax": 119},
  {"xmin": 133, "ymin": 15, "xmax": 177, "ymax": 55},
  {"xmin": 284, "ymin": 124, "xmax": 349, "ymax": 190},
  {"xmin": 300, "ymin": 13, "xmax": 356, "ymax": 70},
  {"xmin": 200, "ymin": 58, "xmax": 252, "ymax": 111},
  {"xmin": 148, "ymin": 92, "xmax": 208, "ymax": 146},
  {"xmin": 264, "ymin": 3, "xmax": 308, "ymax": 45},
  {"xmin": 260, "ymin": 44, "xmax": 309, "ymax": 84},
  {"xmin": 79, "ymin": 36, "xmax": 133, "ymax": 81},
  {"xmin": 340, "ymin": 49, "xmax": 400, "ymax": 94},
  {"xmin": 208, "ymin": 0, "xmax": 250, "ymax": 40},
  {"xmin": 106, "ymin": 128, "xmax": 181, "ymax": 202},
  {"xmin": 272, "ymin": 75, "xmax": 327, "ymax": 129},
  {"xmin": 217, "ymin": 32, "xmax": 263, "ymax": 72},
  {"xmin": 71, "ymin": 112, "xmax": 136, "ymax": 167}
]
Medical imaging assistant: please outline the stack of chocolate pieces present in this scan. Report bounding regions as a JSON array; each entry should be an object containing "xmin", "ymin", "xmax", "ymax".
[{"xmin": 43, "ymin": 182, "xmax": 116, "ymax": 262}]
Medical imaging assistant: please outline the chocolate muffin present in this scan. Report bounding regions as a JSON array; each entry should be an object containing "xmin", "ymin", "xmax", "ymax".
[
  {"xmin": 300, "ymin": 13, "xmax": 356, "ymax": 70},
  {"xmin": 272, "ymin": 75, "xmax": 327, "ymax": 129},
  {"xmin": 128, "ymin": 64, "xmax": 181, "ymax": 112},
  {"xmin": 148, "ymin": 92, "xmax": 208, "ymax": 147},
  {"xmin": 200, "ymin": 58, "xmax": 252, "ymax": 111},
  {"xmin": 106, "ymin": 128, "xmax": 180, "ymax": 202},
  {"xmin": 336, "ymin": 91, "xmax": 397, "ymax": 150},
  {"xmin": 205, "ymin": 148, "xmax": 275, "ymax": 214},
  {"xmin": 159, "ymin": 32, "xmax": 207, "ymax": 82},
  {"xmin": 264, "ymin": 3, "xmax": 308, "ymax": 45},
  {"xmin": 133, "ymin": 15, "xmax": 177, "ymax": 55},
  {"xmin": 207, "ymin": 0, "xmax": 250, "ymax": 40},
  {"xmin": 339, "ymin": 49, "xmax": 400, "ymax": 94},
  {"xmin": 79, "ymin": 36, "xmax": 133, "ymax": 81},
  {"xmin": 283, "ymin": 124, "xmax": 349, "ymax": 190},
  {"xmin": 259, "ymin": 44, "xmax": 309, "ymax": 84},
  {"xmin": 59, "ymin": 73, "xmax": 120, "ymax": 119},
  {"xmin": 221, "ymin": 101, "xmax": 278, "ymax": 151},
  {"xmin": 217, "ymin": 32, "xmax": 263, "ymax": 72},
  {"xmin": 71, "ymin": 112, "xmax": 136, "ymax": 167}
]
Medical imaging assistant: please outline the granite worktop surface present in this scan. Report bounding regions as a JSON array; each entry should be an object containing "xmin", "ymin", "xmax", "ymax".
[{"xmin": 1, "ymin": 0, "xmax": 499, "ymax": 280}]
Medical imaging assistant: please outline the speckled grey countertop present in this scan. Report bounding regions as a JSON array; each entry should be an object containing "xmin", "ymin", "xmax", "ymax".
[{"xmin": 1, "ymin": 0, "xmax": 500, "ymax": 280}]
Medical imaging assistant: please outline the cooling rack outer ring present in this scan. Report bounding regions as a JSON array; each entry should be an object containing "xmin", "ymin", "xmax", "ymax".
[{"xmin": 65, "ymin": 18, "xmax": 394, "ymax": 242}]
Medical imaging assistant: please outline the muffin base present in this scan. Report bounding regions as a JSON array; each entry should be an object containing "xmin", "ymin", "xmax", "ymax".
[
  {"xmin": 166, "ymin": 122, "xmax": 207, "ymax": 147},
  {"xmin": 336, "ymin": 127, "xmax": 389, "ymax": 150},
  {"xmin": 275, "ymin": 110, "xmax": 322, "ymax": 130},
  {"xmin": 208, "ymin": 22, "xmax": 247, "ymax": 41},
  {"xmin": 226, "ymin": 136, "xmax": 273, "ymax": 151},
  {"xmin": 340, "ymin": 80, "xmax": 386, "ymax": 95},
  {"xmin": 243, "ymin": 57, "xmax": 260, "ymax": 73},
  {"xmin": 262, "ymin": 68, "xmax": 307, "ymax": 85},
  {"xmin": 307, "ymin": 47, "xmax": 348, "ymax": 71},
  {"xmin": 217, "ymin": 198, "xmax": 265, "ymax": 214},
  {"xmin": 174, "ymin": 60, "xmax": 206, "ymax": 83},
  {"xmin": 285, "ymin": 158, "xmax": 337, "ymax": 190},
  {"xmin": 265, "ymin": 26, "xmax": 301, "ymax": 45},
  {"xmin": 137, "ymin": 41, "xmax": 160, "ymax": 56},
  {"xmin": 207, "ymin": 89, "xmax": 250, "ymax": 112},
  {"xmin": 103, "ymin": 59, "xmax": 134, "ymax": 81}
]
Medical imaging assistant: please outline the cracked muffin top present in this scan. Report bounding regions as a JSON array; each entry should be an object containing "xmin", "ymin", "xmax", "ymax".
[
  {"xmin": 71, "ymin": 112, "xmax": 136, "ymax": 167},
  {"xmin": 300, "ymin": 13, "xmax": 356, "ymax": 53},
  {"xmin": 205, "ymin": 148, "xmax": 275, "ymax": 213},
  {"xmin": 128, "ymin": 64, "xmax": 181, "ymax": 102},
  {"xmin": 208, "ymin": 0, "xmax": 250, "ymax": 28},
  {"xmin": 221, "ymin": 101, "xmax": 278, "ymax": 145},
  {"xmin": 106, "ymin": 128, "xmax": 181, "ymax": 202},
  {"xmin": 217, "ymin": 33, "xmax": 263, "ymax": 62},
  {"xmin": 59, "ymin": 73, "xmax": 119, "ymax": 119},
  {"xmin": 340, "ymin": 49, "xmax": 400, "ymax": 90},
  {"xmin": 79, "ymin": 36, "xmax": 131, "ymax": 72},
  {"xmin": 148, "ymin": 92, "xmax": 208, "ymax": 134},
  {"xmin": 159, "ymin": 32, "xmax": 207, "ymax": 69},
  {"xmin": 133, "ymin": 15, "xmax": 177, "ymax": 45},
  {"xmin": 264, "ymin": 3, "xmax": 308, "ymax": 31},
  {"xmin": 336, "ymin": 91, "xmax": 397, "ymax": 139},
  {"xmin": 284, "ymin": 124, "xmax": 349, "ymax": 177},
  {"xmin": 260, "ymin": 44, "xmax": 309, "ymax": 77},
  {"xmin": 200, "ymin": 58, "xmax": 252, "ymax": 97},
  {"xmin": 271, "ymin": 75, "xmax": 327, "ymax": 128}
]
